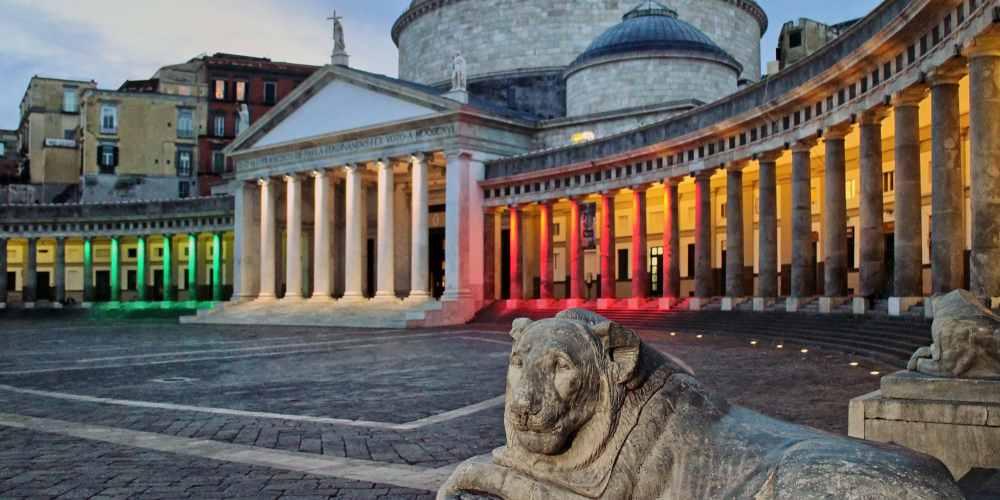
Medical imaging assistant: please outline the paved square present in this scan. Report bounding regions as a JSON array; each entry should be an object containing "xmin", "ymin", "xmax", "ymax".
[{"xmin": 0, "ymin": 313, "xmax": 936, "ymax": 499}]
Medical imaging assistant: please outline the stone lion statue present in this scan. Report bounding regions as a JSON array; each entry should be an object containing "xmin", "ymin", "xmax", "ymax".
[
  {"xmin": 908, "ymin": 290, "xmax": 1000, "ymax": 379},
  {"xmin": 438, "ymin": 309, "xmax": 962, "ymax": 500}
]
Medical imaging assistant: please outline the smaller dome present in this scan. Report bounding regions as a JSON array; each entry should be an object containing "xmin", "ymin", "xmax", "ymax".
[{"xmin": 571, "ymin": 1, "xmax": 740, "ymax": 71}]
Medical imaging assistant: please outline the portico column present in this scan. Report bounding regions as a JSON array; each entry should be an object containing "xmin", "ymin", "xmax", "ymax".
[
  {"xmin": 892, "ymin": 88, "xmax": 928, "ymax": 311},
  {"xmin": 630, "ymin": 186, "xmax": 648, "ymax": 307},
  {"xmin": 409, "ymin": 154, "xmax": 431, "ymax": 300},
  {"xmin": 693, "ymin": 171, "xmax": 714, "ymax": 307},
  {"xmin": 662, "ymin": 179, "xmax": 681, "ymax": 307},
  {"xmin": 187, "ymin": 233, "xmax": 199, "ymax": 300},
  {"xmin": 538, "ymin": 201, "xmax": 554, "ymax": 303},
  {"xmin": 83, "ymin": 238, "xmax": 93, "ymax": 304},
  {"xmin": 24, "ymin": 237, "xmax": 37, "ymax": 306},
  {"xmin": 258, "ymin": 178, "xmax": 277, "ymax": 300},
  {"xmin": 283, "ymin": 175, "xmax": 303, "ymax": 300},
  {"xmin": 968, "ymin": 40, "xmax": 1000, "ymax": 306},
  {"xmin": 311, "ymin": 170, "xmax": 333, "ymax": 301},
  {"xmin": 375, "ymin": 159, "xmax": 396, "ymax": 301},
  {"xmin": 509, "ymin": 205, "xmax": 523, "ymax": 302},
  {"xmin": 755, "ymin": 152, "xmax": 780, "ymax": 307},
  {"xmin": 54, "ymin": 237, "xmax": 66, "ymax": 305},
  {"xmin": 0, "ymin": 238, "xmax": 8, "ymax": 307},
  {"xmin": 233, "ymin": 180, "xmax": 260, "ymax": 301},
  {"xmin": 342, "ymin": 164, "xmax": 366, "ymax": 302},
  {"xmin": 212, "ymin": 232, "xmax": 223, "ymax": 302},
  {"xmin": 110, "ymin": 236, "xmax": 121, "ymax": 303},
  {"xmin": 567, "ymin": 198, "xmax": 585, "ymax": 305},
  {"xmin": 822, "ymin": 124, "xmax": 852, "ymax": 310},
  {"xmin": 929, "ymin": 67, "xmax": 966, "ymax": 295},
  {"xmin": 137, "ymin": 235, "xmax": 148, "ymax": 301},
  {"xmin": 598, "ymin": 191, "xmax": 616, "ymax": 307},
  {"xmin": 724, "ymin": 163, "xmax": 747, "ymax": 307},
  {"xmin": 163, "ymin": 235, "xmax": 175, "ymax": 302},
  {"xmin": 856, "ymin": 109, "xmax": 888, "ymax": 311},
  {"xmin": 789, "ymin": 139, "xmax": 817, "ymax": 309}
]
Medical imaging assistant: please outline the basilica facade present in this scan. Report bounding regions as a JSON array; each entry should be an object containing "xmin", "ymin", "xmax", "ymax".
[{"xmin": 2, "ymin": 0, "xmax": 999, "ymax": 327}]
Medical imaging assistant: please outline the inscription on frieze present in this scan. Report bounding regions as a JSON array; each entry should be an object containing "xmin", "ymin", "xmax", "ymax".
[{"xmin": 238, "ymin": 125, "xmax": 456, "ymax": 171}]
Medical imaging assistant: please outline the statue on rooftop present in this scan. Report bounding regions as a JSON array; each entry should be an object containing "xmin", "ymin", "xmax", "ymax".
[{"xmin": 451, "ymin": 52, "xmax": 467, "ymax": 92}]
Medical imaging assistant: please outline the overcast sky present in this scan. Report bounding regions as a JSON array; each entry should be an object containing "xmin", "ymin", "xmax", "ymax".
[{"xmin": 0, "ymin": 0, "xmax": 881, "ymax": 129}]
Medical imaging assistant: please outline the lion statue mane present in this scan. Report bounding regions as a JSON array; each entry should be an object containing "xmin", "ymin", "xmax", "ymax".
[{"xmin": 438, "ymin": 309, "xmax": 963, "ymax": 500}]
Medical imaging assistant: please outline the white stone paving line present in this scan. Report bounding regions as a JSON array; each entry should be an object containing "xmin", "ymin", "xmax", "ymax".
[
  {"xmin": 0, "ymin": 412, "xmax": 454, "ymax": 492},
  {"xmin": 0, "ymin": 384, "xmax": 504, "ymax": 430},
  {"xmin": 0, "ymin": 334, "xmax": 447, "ymax": 376}
]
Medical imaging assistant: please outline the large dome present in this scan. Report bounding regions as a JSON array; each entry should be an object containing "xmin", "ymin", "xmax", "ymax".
[{"xmin": 572, "ymin": 2, "xmax": 740, "ymax": 71}]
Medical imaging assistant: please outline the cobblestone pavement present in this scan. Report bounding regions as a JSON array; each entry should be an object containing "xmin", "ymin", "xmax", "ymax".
[{"xmin": 4, "ymin": 313, "xmax": 985, "ymax": 499}]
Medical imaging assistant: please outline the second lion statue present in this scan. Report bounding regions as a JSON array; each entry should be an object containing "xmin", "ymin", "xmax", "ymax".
[{"xmin": 438, "ymin": 309, "xmax": 963, "ymax": 500}]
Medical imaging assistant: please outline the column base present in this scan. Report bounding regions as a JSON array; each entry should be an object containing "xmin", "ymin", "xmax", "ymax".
[
  {"xmin": 533, "ymin": 299, "xmax": 557, "ymax": 310},
  {"xmin": 565, "ymin": 298, "xmax": 587, "ymax": 308},
  {"xmin": 818, "ymin": 297, "xmax": 849, "ymax": 314},
  {"xmin": 852, "ymin": 297, "xmax": 870, "ymax": 315},
  {"xmin": 255, "ymin": 294, "xmax": 278, "ymax": 303},
  {"xmin": 0, "ymin": 303, "xmax": 5, "ymax": 310},
  {"xmin": 371, "ymin": 293, "xmax": 402, "ymax": 305},
  {"xmin": 308, "ymin": 295, "xmax": 337, "ymax": 305},
  {"xmin": 51, "ymin": 302, "xmax": 64, "ymax": 310},
  {"xmin": 689, "ymin": 297, "xmax": 708, "ymax": 311},
  {"xmin": 339, "ymin": 293, "xmax": 369, "ymax": 305},
  {"xmin": 596, "ymin": 298, "xmax": 618, "ymax": 309},
  {"xmin": 81, "ymin": 302, "xmax": 93, "ymax": 309},
  {"xmin": 658, "ymin": 297, "xmax": 677, "ymax": 311},
  {"xmin": 627, "ymin": 297, "xmax": 648, "ymax": 310},
  {"xmin": 753, "ymin": 297, "xmax": 776, "ymax": 312},
  {"xmin": 280, "ymin": 294, "xmax": 305, "ymax": 303},
  {"xmin": 785, "ymin": 297, "xmax": 814, "ymax": 313},
  {"xmin": 721, "ymin": 297, "xmax": 749, "ymax": 311},
  {"xmin": 888, "ymin": 297, "xmax": 924, "ymax": 316},
  {"xmin": 504, "ymin": 299, "xmax": 527, "ymax": 309},
  {"xmin": 441, "ymin": 289, "xmax": 472, "ymax": 303},
  {"xmin": 405, "ymin": 292, "xmax": 434, "ymax": 305},
  {"xmin": 23, "ymin": 302, "xmax": 35, "ymax": 309}
]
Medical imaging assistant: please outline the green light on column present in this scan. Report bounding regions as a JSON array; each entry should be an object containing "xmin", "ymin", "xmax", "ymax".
[
  {"xmin": 137, "ymin": 236, "xmax": 147, "ymax": 302},
  {"xmin": 212, "ymin": 233, "xmax": 223, "ymax": 302},
  {"xmin": 188, "ymin": 234, "xmax": 197, "ymax": 300},
  {"xmin": 110, "ymin": 237, "xmax": 120, "ymax": 302},
  {"xmin": 162, "ymin": 235, "xmax": 172, "ymax": 302},
  {"xmin": 83, "ymin": 238, "xmax": 93, "ymax": 303}
]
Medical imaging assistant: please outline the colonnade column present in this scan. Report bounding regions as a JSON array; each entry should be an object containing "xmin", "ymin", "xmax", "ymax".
[
  {"xmin": 137, "ymin": 236, "xmax": 148, "ymax": 301},
  {"xmin": 788, "ymin": 139, "xmax": 817, "ymax": 311},
  {"xmin": 723, "ymin": 163, "xmax": 747, "ymax": 310},
  {"xmin": 538, "ymin": 201, "xmax": 554, "ymax": 304},
  {"xmin": 661, "ymin": 179, "xmax": 681, "ymax": 309},
  {"xmin": 629, "ymin": 186, "xmax": 648, "ymax": 308},
  {"xmin": 187, "ymin": 234, "xmax": 199, "ymax": 301},
  {"xmin": 24, "ymin": 237, "xmax": 37, "ymax": 306},
  {"xmin": 163, "ymin": 235, "xmax": 175, "ymax": 302},
  {"xmin": 375, "ymin": 159, "xmax": 396, "ymax": 302},
  {"xmin": 110, "ymin": 236, "xmax": 120, "ymax": 303},
  {"xmin": 855, "ymin": 109, "xmax": 887, "ymax": 314},
  {"xmin": 692, "ymin": 171, "xmax": 713, "ymax": 309},
  {"xmin": 233, "ymin": 180, "xmax": 260, "ymax": 301},
  {"xmin": 258, "ymin": 178, "xmax": 277, "ymax": 300},
  {"xmin": 311, "ymin": 170, "xmax": 333, "ymax": 302},
  {"xmin": 409, "ymin": 154, "xmax": 431, "ymax": 301},
  {"xmin": 929, "ymin": 67, "xmax": 966, "ymax": 296},
  {"xmin": 283, "ymin": 175, "xmax": 303, "ymax": 300},
  {"xmin": 508, "ymin": 205, "xmax": 523, "ymax": 302},
  {"xmin": 0, "ymin": 238, "xmax": 7, "ymax": 307},
  {"xmin": 822, "ymin": 124, "xmax": 852, "ymax": 312},
  {"xmin": 54, "ymin": 237, "xmax": 65, "ymax": 305},
  {"xmin": 567, "ymin": 198, "xmax": 585, "ymax": 305},
  {"xmin": 343, "ymin": 164, "xmax": 366, "ymax": 302},
  {"xmin": 212, "ymin": 232, "xmax": 223, "ymax": 302},
  {"xmin": 82, "ymin": 238, "xmax": 93, "ymax": 304},
  {"xmin": 968, "ymin": 39, "xmax": 1000, "ymax": 307},
  {"xmin": 755, "ymin": 152, "xmax": 780, "ymax": 310},
  {"xmin": 891, "ymin": 88, "xmax": 927, "ymax": 313},
  {"xmin": 598, "ymin": 191, "xmax": 616, "ymax": 307}
]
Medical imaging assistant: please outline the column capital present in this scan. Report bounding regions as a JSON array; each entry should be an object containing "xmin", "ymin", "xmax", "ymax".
[
  {"xmin": 790, "ymin": 138, "xmax": 818, "ymax": 153},
  {"xmin": 663, "ymin": 177, "xmax": 683, "ymax": 187},
  {"xmin": 257, "ymin": 178, "xmax": 271, "ymax": 187},
  {"xmin": 310, "ymin": 169, "xmax": 329, "ymax": 179},
  {"xmin": 691, "ymin": 169, "xmax": 716, "ymax": 182},
  {"xmin": 823, "ymin": 122, "xmax": 854, "ymax": 140},
  {"xmin": 630, "ymin": 183, "xmax": 650, "ymax": 193},
  {"xmin": 926, "ymin": 59, "xmax": 968, "ymax": 86},
  {"xmin": 965, "ymin": 32, "xmax": 1000, "ymax": 59},
  {"xmin": 859, "ymin": 106, "xmax": 890, "ymax": 125},
  {"xmin": 282, "ymin": 173, "xmax": 301, "ymax": 184},
  {"xmin": 725, "ymin": 160, "xmax": 751, "ymax": 172},
  {"xmin": 892, "ymin": 86, "xmax": 929, "ymax": 108},
  {"xmin": 410, "ymin": 152, "xmax": 428, "ymax": 164},
  {"xmin": 755, "ymin": 149, "xmax": 784, "ymax": 163}
]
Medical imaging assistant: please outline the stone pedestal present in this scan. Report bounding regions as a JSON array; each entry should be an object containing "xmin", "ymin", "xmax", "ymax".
[
  {"xmin": 658, "ymin": 297, "xmax": 677, "ymax": 310},
  {"xmin": 689, "ymin": 297, "xmax": 708, "ymax": 311},
  {"xmin": 786, "ymin": 296, "xmax": 814, "ymax": 313},
  {"xmin": 752, "ymin": 297, "xmax": 775, "ymax": 312},
  {"xmin": 889, "ymin": 297, "xmax": 924, "ymax": 316},
  {"xmin": 627, "ymin": 297, "xmax": 647, "ymax": 310},
  {"xmin": 853, "ymin": 297, "xmax": 869, "ymax": 315},
  {"xmin": 850, "ymin": 371, "xmax": 1000, "ymax": 480},
  {"xmin": 597, "ymin": 298, "xmax": 618, "ymax": 309},
  {"xmin": 818, "ymin": 296, "xmax": 848, "ymax": 314},
  {"xmin": 721, "ymin": 297, "xmax": 748, "ymax": 311}
]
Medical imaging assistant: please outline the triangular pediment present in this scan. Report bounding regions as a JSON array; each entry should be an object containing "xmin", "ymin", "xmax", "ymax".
[{"xmin": 231, "ymin": 66, "xmax": 459, "ymax": 152}]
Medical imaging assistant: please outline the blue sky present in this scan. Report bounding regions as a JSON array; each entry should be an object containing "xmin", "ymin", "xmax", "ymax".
[{"xmin": 0, "ymin": 0, "xmax": 880, "ymax": 129}]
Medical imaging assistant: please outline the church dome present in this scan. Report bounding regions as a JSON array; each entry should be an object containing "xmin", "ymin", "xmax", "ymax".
[{"xmin": 571, "ymin": 1, "xmax": 740, "ymax": 70}]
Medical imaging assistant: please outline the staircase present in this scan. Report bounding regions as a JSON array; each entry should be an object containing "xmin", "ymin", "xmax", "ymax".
[{"xmin": 472, "ymin": 302, "xmax": 932, "ymax": 368}]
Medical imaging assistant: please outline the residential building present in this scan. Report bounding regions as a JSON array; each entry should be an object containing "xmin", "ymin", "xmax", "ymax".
[
  {"xmin": 78, "ymin": 88, "xmax": 201, "ymax": 202},
  {"xmin": 16, "ymin": 77, "xmax": 97, "ymax": 202}
]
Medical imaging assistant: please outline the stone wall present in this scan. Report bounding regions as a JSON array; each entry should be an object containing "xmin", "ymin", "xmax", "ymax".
[
  {"xmin": 566, "ymin": 55, "xmax": 737, "ymax": 117},
  {"xmin": 537, "ymin": 103, "xmax": 695, "ymax": 149},
  {"xmin": 80, "ymin": 174, "xmax": 191, "ymax": 204},
  {"xmin": 395, "ymin": 0, "xmax": 763, "ymax": 88}
]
